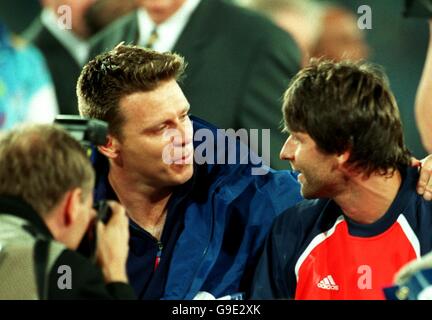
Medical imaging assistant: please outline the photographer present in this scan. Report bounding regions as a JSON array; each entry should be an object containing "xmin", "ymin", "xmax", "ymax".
[{"xmin": 0, "ymin": 124, "xmax": 135, "ymax": 299}]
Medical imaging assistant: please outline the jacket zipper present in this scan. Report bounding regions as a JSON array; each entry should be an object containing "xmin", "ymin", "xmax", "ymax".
[
  {"xmin": 154, "ymin": 241, "xmax": 163, "ymax": 271},
  {"xmin": 182, "ymin": 185, "xmax": 218, "ymax": 298}
]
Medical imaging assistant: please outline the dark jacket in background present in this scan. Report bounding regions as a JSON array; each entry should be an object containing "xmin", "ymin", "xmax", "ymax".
[
  {"xmin": 23, "ymin": 18, "xmax": 82, "ymax": 115},
  {"xmin": 90, "ymin": 0, "xmax": 301, "ymax": 169},
  {"xmin": 0, "ymin": 1, "xmax": 41, "ymax": 34}
]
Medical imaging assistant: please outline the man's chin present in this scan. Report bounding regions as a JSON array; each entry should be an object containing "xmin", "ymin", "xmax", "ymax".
[
  {"xmin": 300, "ymin": 185, "xmax": 315, "ymax": 199},
  {"xmin": 301, "ymin": 185, "xmax": 328, "ymax": 199},
  {"xmin": 170, "ymin": 162, "xmax": 194, "ymax": 183},
  {"xmin": 301, "ymin": 192, "xmax": 315, "ymax": 200}
]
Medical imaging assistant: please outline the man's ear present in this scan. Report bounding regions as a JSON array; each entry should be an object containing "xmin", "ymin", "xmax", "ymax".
[
  {"xmin": 98, "ymin": 135, "xmax": 120, "ymax": 159},
  {"xmin": 63, "ymin": 188, "xmax": 83, "ymax": 227},
  {"xmin": 337, "ymin": 150, "xmax": 351, "ymax": 168}
]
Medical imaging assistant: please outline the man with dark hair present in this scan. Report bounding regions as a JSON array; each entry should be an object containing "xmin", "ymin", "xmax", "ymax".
[
  {"xmin": 251, "ymin": 59, "xmax": 432, "ymax": 300},
  {"xmin": 77, "ymin": 44, "xmax": 303, "ymax": 299},
  {"xmin": 0, "ymin": 124, "xmax": 134, "ymax": 299}
]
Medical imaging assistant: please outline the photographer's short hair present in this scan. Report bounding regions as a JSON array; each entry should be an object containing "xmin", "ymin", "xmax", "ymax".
[
  {"xmin": 282, "ymin": 59, "xmax": 411, "ymax": 176},
  {"xmin": 77, "ymin": 44, "xmax": 186, "ymax": 139},
  {"xmin": 0, "ymin": 125, "xmax": 95, "ymax": 215}
]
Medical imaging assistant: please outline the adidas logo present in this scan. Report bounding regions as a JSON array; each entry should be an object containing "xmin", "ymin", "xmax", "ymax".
[{"xmin": 317, "ymin": 275, "xmax": 339, "ymax": 291}]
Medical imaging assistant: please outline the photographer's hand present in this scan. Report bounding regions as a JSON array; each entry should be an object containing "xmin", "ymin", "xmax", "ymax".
[{"xmin": 96, "ymin": 200, "xmax": 130, "ymax": 283}]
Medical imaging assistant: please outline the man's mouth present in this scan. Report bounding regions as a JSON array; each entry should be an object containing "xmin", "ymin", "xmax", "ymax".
[
  {"xmin": 292, "ymin": 168, "xmax": 304, "ymax": 182},
  {"xmin": 172, "ymin": 144, "xmax": 194, "ymax": 164}
]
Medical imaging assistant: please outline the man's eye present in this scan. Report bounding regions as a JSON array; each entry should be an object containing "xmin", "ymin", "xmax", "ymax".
[{"xmin": 154, "ymin": 125, "xmax": 167, "ymax": 133}]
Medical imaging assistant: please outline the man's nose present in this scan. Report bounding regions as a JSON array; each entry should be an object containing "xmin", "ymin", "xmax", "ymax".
[
  {"xmin": 280, "ymin": 136, "xmax": 295, "ymax": 161},
  {"xmin": 171, "ymin": 118, "xmax": 193, "ymax": 147},
  {"xmin": 178, "ymin": 118, "xmax": 193, "ymax": 146}
]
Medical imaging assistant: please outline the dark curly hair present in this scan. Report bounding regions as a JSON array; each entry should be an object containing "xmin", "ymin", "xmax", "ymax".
[{"xmin": 282, "ymin": 59, "xmax": 411, "ymax": 176}]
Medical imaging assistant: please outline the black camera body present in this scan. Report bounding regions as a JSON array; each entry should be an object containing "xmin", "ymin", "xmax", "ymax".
[
  {"xmin": 54, "ymin": 115, "xmax": 112, "ymax": 259},
  {"xmin": 94, "ymin": 200, "xmax": 112, "ymax": 224},
  {"xmin": 54, "ymin": 115, "xmax": 108, "ymax": 147},
  {"xmin": 55, "ymin": 115, "xmax": 111, "ymax": 222}
]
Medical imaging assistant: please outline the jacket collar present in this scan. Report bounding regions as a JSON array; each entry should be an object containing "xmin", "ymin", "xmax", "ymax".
[{"xmin": 0, "ymin": 195, "xmax": 54, "ymax": 239}]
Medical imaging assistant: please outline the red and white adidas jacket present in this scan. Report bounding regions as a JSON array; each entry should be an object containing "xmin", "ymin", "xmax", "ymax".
[{"xmin": 251, "ymin": 167, "xmax": 432, "ymax": 300}]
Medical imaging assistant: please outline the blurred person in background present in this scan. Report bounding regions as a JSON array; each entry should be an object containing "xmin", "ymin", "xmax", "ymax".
[
  {"xmin": 23, "ymin": 0, "xmax": 96, "ymax": 115},
  {"xmin": 310, "ymin": 5, "xmax": 370, "ymax": 62},
  {"xmin": 245, "ymin": 0, "xmax": 369, "ymax": 64},
  {"xmin": 0, "ymin": 21, "xmax": 58, "ymax": 130},
  {"xmin": 245, "ymin": 0, "xmax": 324, "ymax": 66},
  {"xmin": 90, "ymin": 0, "xmax": 301, "ymax": 170},
  {"xmin": 415, "ymin": 20, "xmax": 432, "ymax": 153}
]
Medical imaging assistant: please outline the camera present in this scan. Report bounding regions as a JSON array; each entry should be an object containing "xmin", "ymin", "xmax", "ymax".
[
  {"xmin": 54, "ymin": 115, "xmax": 108, "ymax": 146},
  {"xmin": 54, "ymin": 115, "xmax": 108, "ymax": 164},
  {"xmin": 94, "ymin": 200, "xmax": 112, "ymax": 224},
  {"xmin": 54, "ymin": 115, "xmax": 111, "ymax": 222},
  {"xmin": 54, "ymin": 115, "xmax": 112, "ymax": 259}
]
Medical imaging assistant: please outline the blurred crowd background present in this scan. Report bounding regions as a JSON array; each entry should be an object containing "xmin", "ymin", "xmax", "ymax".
[{"xmin": 0, "ymin": 0, "xmax": 429, "ymax": 159}]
